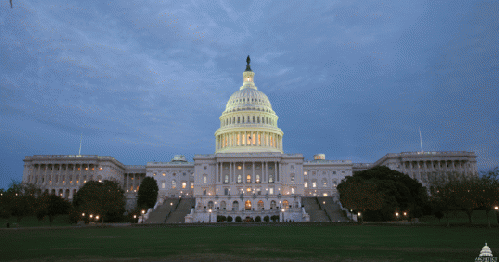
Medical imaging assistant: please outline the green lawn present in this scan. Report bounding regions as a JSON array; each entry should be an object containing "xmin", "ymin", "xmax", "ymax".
[
  {"xmin": 0, "ymin": 215, "xmax": 72, "ymax": 228},
  {"xmin": 1, "ymin": 224, "xmax": 497, "ymax": 262}
]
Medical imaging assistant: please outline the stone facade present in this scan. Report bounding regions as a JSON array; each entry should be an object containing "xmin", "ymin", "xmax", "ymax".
[{"xmin": 20, "ymin": 57, "xmax": 479, "ymax": 222}]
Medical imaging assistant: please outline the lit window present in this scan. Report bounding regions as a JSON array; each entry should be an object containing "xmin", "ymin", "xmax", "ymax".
[
  {"xmin": 163, "ymin": 173, "xmax": 166, "ymax": 176},
  {"xmin": 238, "ymin": 166, "xmax": 242, "ymax": 170},
  {"xmin": 291, "ymin": 175, "xmax": 295, "ymax": 183},
  {"xmin": 162, "ymin": 182, "xmax": 165, "ymax": 188},
  {"xmin": 247, "ymin": 175, "xmax": 251, "ymax": 183},
  {"xmin": 304, "ymin": 171, "xmax": 307, "ymax": 175},
  {"xmin": 190, "ymin": 183, "xmax": 193, "ymax": 189},
  {"xmin": 224, "ymin": 175, "xmax": 229, "ymax": 184},
  {"xmin": 203, "ymin": 175, "xmax": 207, "ymax": 184},
  {"xmin": 99, "ymin": 167, "xmax": 103, "ymax": 170},
  {"xmin": 304, "ymin": 182, "xmax": 308, "ymax": 188},
  {"xmin": 312, "ymin": 182, "xmax": 317, "ymax": 188},
  {"xmin": 153, "ymin": 173, "xmax": 156, "ymax": 176},
  {"xmin": 182, "ymin": 182, "xmax": 186, "ymax": 189},
  {"xmin": 269, "ymin": 188, "xmax": 274, "ymax": 195},
  {"xmin": 246, "ymin": 187, "xmax": 251, "ymax": 192},
  {"xmin": 256, "ymin": 175, "xmax": 260, "ymax": 183},
  {"xmin": 237, "ymin": 175, "xmax": 242, "ymax": 183},
  {"xmin": 85, "ymin": 168, "xmax": 88, "ymax": 171},
  {"xmin": 291, "ymin": 188, "xmax": 295, "ymax": 194},
  {"xmin": 172, "ymin": 180, "xmax": 176, "ymax": 189}
]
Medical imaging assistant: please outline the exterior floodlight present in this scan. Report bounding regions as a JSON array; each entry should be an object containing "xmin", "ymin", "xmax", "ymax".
[
  {"xmin": 82, "ymin": 213, "xmax": 85, "ymax": 216},
  {"xmin": 142, "ymin": 210, "xmax": 145, "ymax": 214},
  {"xmin": 281, "ymin": 209, "xmax": 285, "ymax": 212},
  {"xmin": 96, "ymin": 215, "xmax": 99, "ymax": 220},
  {"xmin": 495, "ymin": 206, "xmax": 498, "ymax": 210},
  {"xmin": 395, "ymin": 212, "xmax": 399, "ymax": 216},
  {"xmin": 90, "ymin": 214, "xmax": 93, "ymax": 218},
  {"xmin": 404, "ymin": 212, "xmax": 407, "ymax": 216},
  {"xmin": 170, "ymin": 203, "xmax": 173, "ymax": 206},
  {"xmin": 209, "ymin": 209, "xmax": 212, "ymax": 213},
  {"xmin": 133, "ymin": 215, "xmax": 137, "ymax": 219}
]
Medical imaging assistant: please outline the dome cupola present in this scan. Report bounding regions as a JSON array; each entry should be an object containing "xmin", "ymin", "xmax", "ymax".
[{"xmin": 215, "ymin": 56, "xmax": 283, "ymax": 153}]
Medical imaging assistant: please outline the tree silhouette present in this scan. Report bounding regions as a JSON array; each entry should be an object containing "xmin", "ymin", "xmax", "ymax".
[{"xmin": 137, "ymin": 177, "xmax": 159, "ymax": 210}]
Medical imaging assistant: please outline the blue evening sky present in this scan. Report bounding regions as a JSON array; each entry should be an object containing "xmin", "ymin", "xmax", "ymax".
[{"xmin": 1, "ymin": 0, "xmax": 498, "ymax": 189}]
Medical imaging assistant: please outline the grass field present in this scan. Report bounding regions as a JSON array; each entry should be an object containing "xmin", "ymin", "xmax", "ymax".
[{"xmin": 1, "ymin": 224, "xmax": 498, "ymax": 262}]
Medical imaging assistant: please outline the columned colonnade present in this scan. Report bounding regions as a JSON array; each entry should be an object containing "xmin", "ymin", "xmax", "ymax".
[
  {"xmin": 214, "ymin": 160, "xmax": 281, "ymax": 186},
  {"xmin": 216, "ymin": 131, "xmax": 282, "ymax": 151}
]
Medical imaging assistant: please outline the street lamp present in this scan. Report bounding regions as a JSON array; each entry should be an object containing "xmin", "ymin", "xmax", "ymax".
[
  {"xmin": 281, "ymin": 208, "xmax": 285, "ymax": 222},
  {"xmin": 209, "ymin": 209, "xmax": 212, "ymax": 223},
  {"xmin": 395, "ymin": 212, "xmax": 399, "ymax": 221},
  {"xmin": 141, "ymin": 210, "xmax": 145, "ymax": 224}
]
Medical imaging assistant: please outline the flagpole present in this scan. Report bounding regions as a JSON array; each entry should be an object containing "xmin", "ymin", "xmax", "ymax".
[
  {"xmin": 419, "ymin": 127, "xmax": 423, "ymax": 153},
  {"xmin": 78, "ymin": 132, "xmax": 83, "ymax": 156}
]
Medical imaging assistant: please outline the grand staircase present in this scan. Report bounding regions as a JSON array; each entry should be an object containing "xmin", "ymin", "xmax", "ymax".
[
  {"xmin": 165, "ymin": 197, "xmax": 196, "ymax": 223},
  {"xmin": 317, "ymin": 196, "xmax": 349, "ymax": 222},
  {"xmin": 145, "ymin": 198, "xmax": 179, "ymax": 223},
  {"xmin": 302, "ymin": 197, "xmax": 330, "ymax": 222}
]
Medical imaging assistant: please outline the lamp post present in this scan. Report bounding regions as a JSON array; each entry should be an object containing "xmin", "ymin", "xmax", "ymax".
[
  {"xmin": 133, "ymin": 215, "xmax": 137, "ymax": 223},
  {"xmin": 141, "ymin": 210, "xmax": 145, "ymax": 224},
  {"xmin": 281, "ymin": 208, "xmax": 285, "ymax": 222},
  {"xmin": 395, "ymin": 212, "xmax": 399, "ymax": 221},
  {"xmin": 209, "ymin": 209, "xmax": 212, "ymax": 223},
  {"xmin": 495, "ymin": 206, "xmax": 498, "ymax": 225}
]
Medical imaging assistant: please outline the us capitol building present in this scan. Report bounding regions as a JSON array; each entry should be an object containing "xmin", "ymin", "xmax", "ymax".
[{"xmin": 21, "ymin": 56, "xmax": 478, "ymax": 222}]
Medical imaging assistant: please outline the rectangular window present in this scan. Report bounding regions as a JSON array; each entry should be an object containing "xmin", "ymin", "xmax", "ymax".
[
  {"xmin": 269, "ymin": 188, "xmax": 274, "ymax": 195},
  {"xmin": 182, "ymin": 182, "xmax": 186, "ymax": 189},
  {"xmin": 191, "ymin": 183, "xmax": 194, "ymax": 189},
  {"xmin": 312, "ymin": 182, "xmax": 317, "ymax": 188},
  {"xmin": 162, "ymin": 182, "xmax": 165, "ymax": 189},
  {"xmin": 304, "ymin": 182, "xmax": 308, "ymax": 188},
  {"xmin": 292, "ymin": 188, "xmax": 295, "ymax": 194}
]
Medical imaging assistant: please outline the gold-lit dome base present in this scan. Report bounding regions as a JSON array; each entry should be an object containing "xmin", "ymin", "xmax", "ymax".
[{"xmin": 216, "ymin": 146, "xmax": 283, "ymax": 154}]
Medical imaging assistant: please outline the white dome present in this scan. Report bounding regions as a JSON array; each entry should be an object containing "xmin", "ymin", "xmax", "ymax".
[{"xmin": 215, "ymin": 56, "xmax": 283, "ymax": 154}]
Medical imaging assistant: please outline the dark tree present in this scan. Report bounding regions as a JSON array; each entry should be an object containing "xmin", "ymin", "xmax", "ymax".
[
  {"xmin": 36, "ymin": 193, "xmax": 71, "ymax": 225},
  {"xmin": 235, "ymin": 216, "xmax": 242, "ymax": 222},
  {"xmin": 264, "ymin": 215, "xmax": 270, "ymax": 222},
  {"xmin": 227, "ymin": 216, "xmax": 233, "ymax": 222},
  {"xmin": 255, "ymin": 216, "xmax": 261, "ymax": 222},
  {"xmin": 137, "ymin": 177, "xmax": 159, "ymax": 210},
  {"xmin": 337, "ymin": 179, "xmax": 384, "ymax": 224},
  {"xmin": 73, "ymin": 180, "xmax": 125, "ymax": 222},
  {"xmin": 338, "ymin": 166, "xmax": 428, "ymax": 222},
  {"xmin": 5, "ymin": 182, "xmax": 39, "ymax": 223}
]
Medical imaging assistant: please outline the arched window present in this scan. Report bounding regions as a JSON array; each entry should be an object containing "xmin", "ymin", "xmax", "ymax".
[
  {"xmin": 207, "ymin": 201, "xmax": 214, "ymax": 209},
  {"xmin": 290, "ymin": 174, "xmax": 295, "ymax": 183},
  {"xmin": 270, "ymin": 200, "xmax": 276, "ymax": 209},
  {"xmin": 203, "ymin": 174, "xmax": 207, "ymax": 184},
  {"xmin": 220, "ymin": 201, "xmax": 227, "ymax": 210},
  {"xmin": 172, "ymin": 180, "xmax": 176, "ymax": 189},
  {"xmin": 256, "ymin": 174, "xmax": 260, "ymax": 183},
  {"xmin": 257, "ymin": 200, "xmax": 264, "ymax": 210},
  {"xmin": 232, "ymin": 201, "xmax": 239, "ymax": 211},
  {"xmin": 304, "ymin": 181, "xmax": 308, "ymax": 188},
  {"xmin": 224, "ymin": 175, "xmax": 229, "ymax": 184},
  {"xmin": 245, "ymin": 200, "xmax": 252, "ymax": 210},
  {"xmin": 224, "ymin": 188, "xmax": 229, "ymax": 195},
  {"xmin": 322, "ymin": 178, "xmax": 327, "ymax": 187},
  {"xmin": 268, "ymin": 174, "xmax": 274, "ymax": 183},
  {"xmin": 332, "ymin": 179, "xmax": 337, "ymax": 187},
  {"xmin": 161, "ymin": 180, "xmax": 165, "ymax": 189},
  {"xmin": 283, "ymin": 200, "xmax": 289, "ymax": 209},
  {"xmin": 246, "ymin": 175, "xmax": 251, "ymax": 183},
  {"xmin": 237, "ymin": 175, "xmax": 242, "ymax": 183}
]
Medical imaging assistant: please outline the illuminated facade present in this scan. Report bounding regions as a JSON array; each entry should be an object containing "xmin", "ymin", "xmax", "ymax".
[{"xmin": 21, "ymin": 56, "xmax": 478, "ymax": 221}]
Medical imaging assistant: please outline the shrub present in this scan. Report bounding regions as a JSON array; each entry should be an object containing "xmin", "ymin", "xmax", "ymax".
[
  {"xmin": 264, "ymin": 215, "xmax": 270, "ymax": 222},
  {"xmin": 235, "ymin": 216, "xmax": 242, "ymax": 222},
  {"xmin": 227, "ymin": 216, "xmax": 233, "ymax": 222},
  {"xmin": 255, "ymin": 216, "xmax": 261, "ymax": 222},
  {"xmin": 271, "ymin": 215, "xmax": 279, "ymax": 222}
]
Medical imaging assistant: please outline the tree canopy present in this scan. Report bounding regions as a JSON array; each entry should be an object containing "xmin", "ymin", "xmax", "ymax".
[
  {"xmin": 338, "ymin": 166, "xmax": 429, "ymax": 221},
  {"xmin": 137, "ymin": 177, "xmax": 159, "ymax": 209},
  {"xmin": 73, "ymin": 180, "xmax": 125, "ymax": 222}
]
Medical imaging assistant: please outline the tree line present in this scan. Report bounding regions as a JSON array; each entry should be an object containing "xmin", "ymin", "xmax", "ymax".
[
  {"xmin": 0, "ymin": 177, "xmax": 159, "ymax": 226},
  {"xmin": 337, "ymin": 166, "xmax": 499, "ymax": 226}
]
